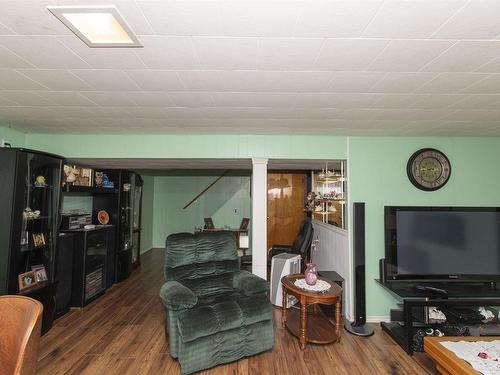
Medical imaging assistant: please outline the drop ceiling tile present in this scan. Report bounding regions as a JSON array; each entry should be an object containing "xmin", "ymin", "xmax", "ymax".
[
  {"xmin": 219, "ymin": 1, "xmax": 303, "ymax": 37},
  {"xmin": 138, "ymin": 1, "xmax": 224, "ymax": 36},
  {"xmin": 0, "ymin": 36, "xmax": 89, "ymax": 69},
  {"xmin": 362, "ymin": 0, "xmax": 467, "ymax": 38},
  {"xmin": 295, "ymin": 93, "xmax": 381, "ymax": 108},
  {"xmin": 371, "ymin": 94, "xmax": 416, "ymax": 109},
  {"xmin": 125, "ymin": 107, "xmax": 167, "ymax": 118},
  {"xmin": 443, "ymin": 109, "xmax": 500, "ymax": 121},
  {"xmin": 37, "ymin": 91, "xmax": 97, "ymax": 106},
  {"xmin": 45, "ymin": 106, "xmax": 96, "ymax": 118},
  {"xmin": 0, "ymin": 91, "xmax": 56, "ymax": 106},
  {"xmin": 368, "ymin": 40, "xmax": 453, "ymax": 72},
  {"xmin": 476, "ymin": 57, "xmax": 500, "ymax": 73},
  {"xmin": 314, "ymin": 39, "xmax": 389, "ymax": 71},
  {"xmin": 433, "ymin": 0, "xmax": 500, "ymax": 40},
  {"xmin": 406, "ymin": 94, "xmax": 464, "ymax": 109},
  {"xmin": 211, "ymin": 92, "xmax": 298, "ymax": 107},
  {"xmin": 370, "ymin": 108, "xmax": 446, "ymax": 121},
  {"xmin": 58, "ymin": 36, "xmax": 146, "ymax": 70},
  {"xmin": 80, "ymin": 92, "xmax": 137, "ymax": 106},
  {"xmin": 416, "ymin": 72, "xmax": 490, "ymax": 93},
  {"xmin": 371, "ymin": 72, "xmax": 437, "ymax": 93},
  {"xmin": 0, "ymin": 70, "xmax": 47, "ymax": 90},
  {"xmin": 294, "ymin": 0, "xmax": 382, "ymax": 37},
  {"xmin": 0, "ymin": 21, "xmax": 14, "ymax": 35},
  {"xmin": 168, "ymin": 92, "xmax": 215, "ymax": 107},
  {"xmin": 0, "ymin": 0, "xmax": 70, "ymax": 35},
  {"xmin": 328, "ymin": 71, "xmax": 385, "ymax": 92},
  {"xmin": 126, "ymin": 70, "xmax": 184, "ymax": 91},
  {"xmin": 0, "ymin": 46, "xmax": 34, "ymax": 69},
  {"xmin": 450, "ymin": 94, "xmax": 500, "ymax": 110},
  {"xmin": 135, "ymin": 36, "xmax": 200, "ymax": 69},
  {"xmin": 72, "ymin": 70, "xmax": 140, "ymax": 91},
  {"xmin": 18, "ymin": 69, "xmax": 92, "ymax": 91},
  {"xmin": 0, "ymin": 94, "xmax": 17, "ymax": 106},
  {"xmin": 0, "ymin": 106, "xmax": 57, "ymax": 119},
  {"xmin": 422, "ymin": 41, "xmax": 500, "ymax": 72},
  {"xmin": 178, "ymin": 71, "xmax": 334, "ymax": 92},
  {"xmin": 257, "ymin": 38, "xmax": 323, "ymax": 70},
  {"xmin": 461, "ymin": 75, "xmax": 500, "ymax": 94},
  {"xmin": 194, "ymin": 37, "xmax": 258, "ymax": 70},
  {"xmin": 127, "ymin": 92, "xmax": 174, "ymax": 107}
]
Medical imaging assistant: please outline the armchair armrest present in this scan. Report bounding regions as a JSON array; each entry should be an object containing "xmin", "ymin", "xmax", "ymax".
[
  {"xmin": 160, "ymin": 281, "xmax": 198, "ymax": 310},
  {"xmin": 233, "ymin": 271, "xmax": 268, "ymax": 296}
]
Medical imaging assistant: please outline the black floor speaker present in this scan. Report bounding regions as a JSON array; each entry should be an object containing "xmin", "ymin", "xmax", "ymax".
[
  {"xmin": 345, "ymin": 202, "xmax": 374, "ymax": 337},
  {"xmin": 55, "ymin": 232, "xmax": 74, "ymax": 318}
]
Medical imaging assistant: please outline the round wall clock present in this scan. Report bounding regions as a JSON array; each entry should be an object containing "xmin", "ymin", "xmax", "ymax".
[{"xmin": 407, "ymin": 148, "xmax": 451, "ymax": 191}]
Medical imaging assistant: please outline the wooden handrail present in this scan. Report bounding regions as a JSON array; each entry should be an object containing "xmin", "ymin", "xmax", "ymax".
[{"xmin": 183, "ymin": 170, "xmax": 231, "ymax": 210}]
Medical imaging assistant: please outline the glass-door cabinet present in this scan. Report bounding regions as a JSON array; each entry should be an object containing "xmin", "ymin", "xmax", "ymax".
[
  {"xmin": 131, "ymin": 174, "xmax": 143, "ymax": 267},
  {"xmin": 0, "ymin": 148, "xmax": 63, "ymax": 295},
  {"xmin": 116, "ymin": 171, "xmax": 143, "ymax": 281}
]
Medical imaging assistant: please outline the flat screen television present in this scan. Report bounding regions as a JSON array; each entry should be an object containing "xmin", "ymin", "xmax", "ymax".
[{"xmin": 384, "ymin": 206, "xmax": 500, "ymax": 282}]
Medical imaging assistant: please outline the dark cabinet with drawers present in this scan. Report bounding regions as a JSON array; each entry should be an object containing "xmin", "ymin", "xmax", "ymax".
[{"xmin": 61, "ymin": 226, "xmax": 113, "ymax": 307}]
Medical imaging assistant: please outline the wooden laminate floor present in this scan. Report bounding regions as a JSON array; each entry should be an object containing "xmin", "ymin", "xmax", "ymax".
[{"xmin": 38, "ymin": 249, "xmax": 438, "ymax": 375}]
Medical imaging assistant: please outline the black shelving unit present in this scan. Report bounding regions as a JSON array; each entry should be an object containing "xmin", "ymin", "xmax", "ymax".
[
  {"xmin": 378, "ymin": 279, "xmax": 500, "ymax": 354},
  {"xmin": 0, "ymin": 148, "xmax": 63, "ymax": 334}
]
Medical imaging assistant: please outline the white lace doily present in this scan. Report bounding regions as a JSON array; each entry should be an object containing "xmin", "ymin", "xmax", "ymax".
[{"xmin": 294, "ymin": 278, "xmax": 331, "ymax": 292}]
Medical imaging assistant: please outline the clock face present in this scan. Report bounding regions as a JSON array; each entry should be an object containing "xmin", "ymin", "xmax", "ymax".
[{"xmin": 407, "ymin": 148, "xmax": 451, "ymax": 191}]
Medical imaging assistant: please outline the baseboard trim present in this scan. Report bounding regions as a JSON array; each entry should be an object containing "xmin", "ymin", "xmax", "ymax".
[
  {"xmin": 140, "ymin": 247, "xmax": 153, "ymax": 255},
  {"xmin": 366, "ymin": 316, "xmax": 390, "ymax": 323}
]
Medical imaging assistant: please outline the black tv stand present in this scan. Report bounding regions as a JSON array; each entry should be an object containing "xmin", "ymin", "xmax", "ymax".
[{"xmin": 376, "ymin": 279, "xmax": 500, "ymax": 354}]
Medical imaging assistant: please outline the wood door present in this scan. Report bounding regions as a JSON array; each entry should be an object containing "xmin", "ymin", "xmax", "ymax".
[{"xmin": 267, "ymin": 172, "xmax": 306, "ymax": 249}]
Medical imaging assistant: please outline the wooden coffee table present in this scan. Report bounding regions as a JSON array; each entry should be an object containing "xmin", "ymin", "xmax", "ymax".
[
  {"xmin": 425, "ymin": 336, "xmax": 498, "ymax": 375},
  {"xmin": 281, "ymin": 273, "xmax": 342, "ymax": 350}
]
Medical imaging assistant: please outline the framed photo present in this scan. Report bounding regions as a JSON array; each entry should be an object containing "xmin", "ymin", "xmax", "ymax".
[
  {"xmin": 32, "ymin": 265, "xmax": 48, "ymax": 282},
  {"xmin": 32, "ymin": 233, "xmax": 45, "ymax": 248},
  {"xmin": 18, "ymin": 271, "xmax": 37, "ymax": 291},
  {"xmin": 76, "ymin": 167, "xmax": 93, "ymax": 187}
]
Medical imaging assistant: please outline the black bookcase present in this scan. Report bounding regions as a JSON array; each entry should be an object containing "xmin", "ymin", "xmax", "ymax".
[{"xmin": 0, "ymin": 148, "xmax": 63, "ymax": 334}]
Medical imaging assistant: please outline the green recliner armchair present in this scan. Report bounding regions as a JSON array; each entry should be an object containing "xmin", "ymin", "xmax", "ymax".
[{"xmin": 159, "ymin": 231, "xmax": 274, "ymax": 374}]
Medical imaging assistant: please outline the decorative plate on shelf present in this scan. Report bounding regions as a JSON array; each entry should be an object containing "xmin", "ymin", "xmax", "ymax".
[{"xmin": 97, "ymin": 210, "xmax": 109, "ymax": 225}]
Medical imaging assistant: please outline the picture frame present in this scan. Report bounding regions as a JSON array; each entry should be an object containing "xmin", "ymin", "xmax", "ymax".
[
  {"xmin": 32, "ymin": 233, "xmax": 45, "ymax": 248},
  {"xmin": 76, "ymin": 167, "xmax": 93, "ymax": 187},
  {"xmin": 18, "ymin": 271, "xmax": 37, "ymax": 291},
  {"xmin": 32, "ymin": 265, "xmax": 48, "ymax": 282}
]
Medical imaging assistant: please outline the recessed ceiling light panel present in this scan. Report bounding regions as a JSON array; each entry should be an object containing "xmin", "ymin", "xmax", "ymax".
[{"xmin": 47, "ymin": 5, "xmax": 142, "ymax": 48}]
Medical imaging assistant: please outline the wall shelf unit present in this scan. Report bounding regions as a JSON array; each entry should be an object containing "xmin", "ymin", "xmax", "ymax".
[{"xmin": 311, "ymin": 161, "xmax": 347, "ymax": 229}]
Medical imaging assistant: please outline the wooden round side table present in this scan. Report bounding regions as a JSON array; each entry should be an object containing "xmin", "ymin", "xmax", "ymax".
[{"xmin": 281, "ymin": 273, "xmax": 342, "ymax": 350}]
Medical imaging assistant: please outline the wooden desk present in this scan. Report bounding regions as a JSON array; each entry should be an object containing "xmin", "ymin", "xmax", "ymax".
[
  {"xmin": 281, "ymin": 274, "xmax": 342, "ymax": 350},
  {"xmin": 424, "ymin": 336, "xmax": 498, "ymax": 375}
]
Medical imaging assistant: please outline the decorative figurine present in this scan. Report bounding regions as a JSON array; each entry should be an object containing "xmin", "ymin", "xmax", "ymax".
[
  {"xmin": 102, "ymin": 174, "xmax": 114, "ymax": 188},
  {"xmin": 94, "ymin": 171, "xmax": 103, "ymax": 187},
  {"xmin": 34, "ymin": 175, "xmax": 47, "ymax": 187}
]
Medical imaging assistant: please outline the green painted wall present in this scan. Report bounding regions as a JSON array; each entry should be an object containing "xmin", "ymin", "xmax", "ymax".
[
  {"xmin": 348, "ymin": 137, "xmax": 500, "ymax": 317},
  {"xmin": 0, "ymin": 126, "xmax": 25, "ymax": 147},
  {"xmin": 21, "ymin": 132, "xmax": 500, "ymax": 316},
  {"xmin": 152, "ymin": 171, "xmax": 251, "ymax": 247},
  {"xmin": 140, "ymin": 174, "xmax": 154, "ymax": 252},
  {"xmin": 24, "ymin": 134, "xmax": 348, "ymax": 159}
]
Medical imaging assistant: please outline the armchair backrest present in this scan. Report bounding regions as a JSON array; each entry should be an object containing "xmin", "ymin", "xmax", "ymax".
[{"xmin": 165, "ymin": 231, "xmax": 240, "ymax": 283}]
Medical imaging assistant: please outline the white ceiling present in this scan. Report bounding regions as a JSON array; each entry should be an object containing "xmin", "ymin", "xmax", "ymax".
[{"xmin": 1, "ymin": 0, "xmax": 500, "ymax": 135}]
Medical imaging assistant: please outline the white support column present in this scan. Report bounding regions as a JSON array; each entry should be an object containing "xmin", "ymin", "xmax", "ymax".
[{"xmin": 251, "ymin": 158, "xmax": 268, "ymax": 280}]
